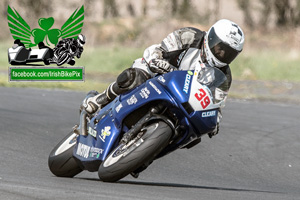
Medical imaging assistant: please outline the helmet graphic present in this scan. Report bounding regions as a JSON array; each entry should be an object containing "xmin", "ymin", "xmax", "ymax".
[
  {"xmin": 204, "ymin": 19, "xmax": 244, "ymax": 67},
  {"xmin": 77, "ymin": 34, "xmax": 86, "ymax": 47}
]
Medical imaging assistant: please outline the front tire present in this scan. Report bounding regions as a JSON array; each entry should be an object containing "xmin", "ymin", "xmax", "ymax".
[
  {"xmin": 98, "ymin": 121, "xmax": 172, "ymax": 182},
  {"xmin": 56, "ymin": 52, "xmax": 69, "ymax": 66},
  {"xmin": 48, "ymin": 131, "xmax": 82, "ymax": 177}
]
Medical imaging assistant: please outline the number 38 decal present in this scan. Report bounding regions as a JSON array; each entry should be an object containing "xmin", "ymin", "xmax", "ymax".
[{"xmin": 195, "ymin": 88, "xmax": 210, "ymax": 109}]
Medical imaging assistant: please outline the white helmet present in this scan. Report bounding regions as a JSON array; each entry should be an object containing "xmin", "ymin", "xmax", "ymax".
[
  {"xmin": 77, "ymin": 34, "xmax": 86, "ymax": 47},
  {"xmin": 204, "ymin": 19, "xmax": 245, "ymax": 67}
]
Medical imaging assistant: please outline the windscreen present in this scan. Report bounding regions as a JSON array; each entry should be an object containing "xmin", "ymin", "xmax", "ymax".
[{"xmin": 197, "ymin": 66, "xmax": 229, "ymax": 103}]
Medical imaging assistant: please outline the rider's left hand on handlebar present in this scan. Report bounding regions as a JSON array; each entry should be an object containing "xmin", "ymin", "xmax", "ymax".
[{"xmin": 149, "ymin": 59, "xmax": 175, "ymax": 74}]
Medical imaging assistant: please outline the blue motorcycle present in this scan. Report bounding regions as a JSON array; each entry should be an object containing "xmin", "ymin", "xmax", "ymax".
[{"xmin": 48, "ymin": 62, "xmax": 229, "ymax": 182}]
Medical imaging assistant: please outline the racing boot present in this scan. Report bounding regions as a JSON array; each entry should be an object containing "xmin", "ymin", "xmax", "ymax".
[
  {"xmin": 97, "ymin": 82, "xmax": 121, "ymax": 109},
  {"xmin": 81, "ymin": 91, "xmax": 109, "ymax": 114},
  {"xmin": 82, "ymin": 82, "xmax": 119, "ymax": 114}
]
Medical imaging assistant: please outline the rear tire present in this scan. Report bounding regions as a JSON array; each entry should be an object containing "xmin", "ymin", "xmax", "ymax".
[
  {"xmin": 43, "ymin": 59, "xmax": 50, "ymax": 65},
  {"xmin": 98, "ymin": 121, "xmax": 172, "ymax": 182},
  {"xmin": 48, "ymin": 132, "xmax": 82, "ymax": 177}
]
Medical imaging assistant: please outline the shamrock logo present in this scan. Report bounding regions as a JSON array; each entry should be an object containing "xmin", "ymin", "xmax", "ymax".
[
  {"xmin": 31, "ymin": 17, "xmax": 61, "ymax": 46},
  {"xmin": 101, "ymin": 126, "xmax": 111, "ymax": 139},
  {"xmin": 7, "ymin": 5, "xmax": 84, "ymax": 48}
]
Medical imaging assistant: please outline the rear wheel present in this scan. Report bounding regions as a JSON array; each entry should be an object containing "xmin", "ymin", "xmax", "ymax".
[
  {"xmin": 98, "ymin": 121, "xmax": 172, "ymax": 182},
  {"xmin": 43, "ymin": 59, "xmax": 50, "ymax": 65},
  {"xmin": 48, "ymin": 132, "xmax": 82, "ymax": 177}
]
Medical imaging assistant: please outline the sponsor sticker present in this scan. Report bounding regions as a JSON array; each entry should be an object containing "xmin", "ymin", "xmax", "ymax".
[
  {"xmin": 183, "ymin": 73, "xmax": 191, "ymax": 94},
  {"xmin": 88, "ymin": 126, "xmax": 97, "ymax": 137},
  {"xmin": 149, "ymin": 81, "xmax": 161, "ymax": 94},
  {"xmin": 127, "ymin": 95, "xmax": 138, "ymax": 105},
  {"xmin": 76, "ymin": 143, "xmax": 90, "ymax": 158},
  {"xmin": 89, "ymin": 147, "xmax": 104, "ymax": 158},
  {"xmin": 99, "ymin": 126, "xmax": 111, "ymax": 142},
  {"xmin": 158, "ymin": 76, "xmax": 166, "ymax": 83},
  {"xmin": 202, "ymin": 110, "xmax": 216, "ymax": 117},
  {"xmin": 140, "ymin": 87, "xmax": 150, "ymax": 99},
  {"xmin": 115, "ymin": 103, "xmax": 123, "ymax": 113}
]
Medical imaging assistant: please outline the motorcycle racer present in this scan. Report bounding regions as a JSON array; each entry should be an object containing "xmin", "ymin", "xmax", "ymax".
[
  {"xmin": 51, "ymin": 34, "xmax": 86, "ymax": 65},
  {"xmin": 82, "ymin": 19, "xmax": 245, "ymax": 138}
]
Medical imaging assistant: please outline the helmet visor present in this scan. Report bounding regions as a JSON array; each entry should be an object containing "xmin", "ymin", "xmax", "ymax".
[{"xmin": 208, "ymin": 28, "xmax": 240, "ymax": 64}]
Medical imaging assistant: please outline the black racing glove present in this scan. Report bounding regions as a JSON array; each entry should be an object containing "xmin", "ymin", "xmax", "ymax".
[{"xmin": 149, "ymin": 59, "xmax": 175, "ymax": 74}]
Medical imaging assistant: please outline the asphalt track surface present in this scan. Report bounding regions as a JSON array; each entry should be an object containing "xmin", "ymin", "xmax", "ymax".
[{"xmin": 1, "ymin": 87, "xmax": 300, "ymax": 200}]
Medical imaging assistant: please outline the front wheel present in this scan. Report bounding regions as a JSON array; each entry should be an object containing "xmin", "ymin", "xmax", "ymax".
[
  {"xmin": 56, "ymin": 52, "xmax": 70, "ymax": 66},
  {"xmin": 48, "ymin": 131, "xmax": 82, "ymax": 177},
  {"xmin": 98, "ymin": 121, "xmax": 172, "ymax": 182}
]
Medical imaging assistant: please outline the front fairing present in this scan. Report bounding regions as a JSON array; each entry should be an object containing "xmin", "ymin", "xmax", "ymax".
[
  {"xmin": 182, "ymin": 64, "xmax": 228, "ymax": 135},
  {"xmin": 157, "ymin": 63, "xmax": 228, "ymax": 136}
]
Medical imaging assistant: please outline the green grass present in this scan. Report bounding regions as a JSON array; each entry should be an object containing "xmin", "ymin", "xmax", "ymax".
[
  {"xmin": 76, "ymin": 46, "xmax": 143, "ymax": 73},
  {"xmin": 1, "ymin": 42, "xmax": 300, "ymax": 92},
  {"xmin": 231, "ymin": 49, "xmax": 300, "ymax": 82}
]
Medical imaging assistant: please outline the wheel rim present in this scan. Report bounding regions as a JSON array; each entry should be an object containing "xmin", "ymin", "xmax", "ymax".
[
  {"xmin": 54, "ymin": 133, "xmax": 78, "ymax": 156},
  {"xmin": 57, "ymin": 52, "xmax": 69, "ymax": 65}
]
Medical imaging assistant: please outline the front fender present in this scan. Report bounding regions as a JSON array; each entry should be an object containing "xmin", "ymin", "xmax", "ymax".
[{"xmin": 144, "ymin": 114, "xmax": 175, "ymax": 131}]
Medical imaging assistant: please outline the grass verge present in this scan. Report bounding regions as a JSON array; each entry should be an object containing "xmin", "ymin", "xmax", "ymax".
[{"xmin": 1, "ymin": 44, "xmax": 300, "ymax": 93}]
